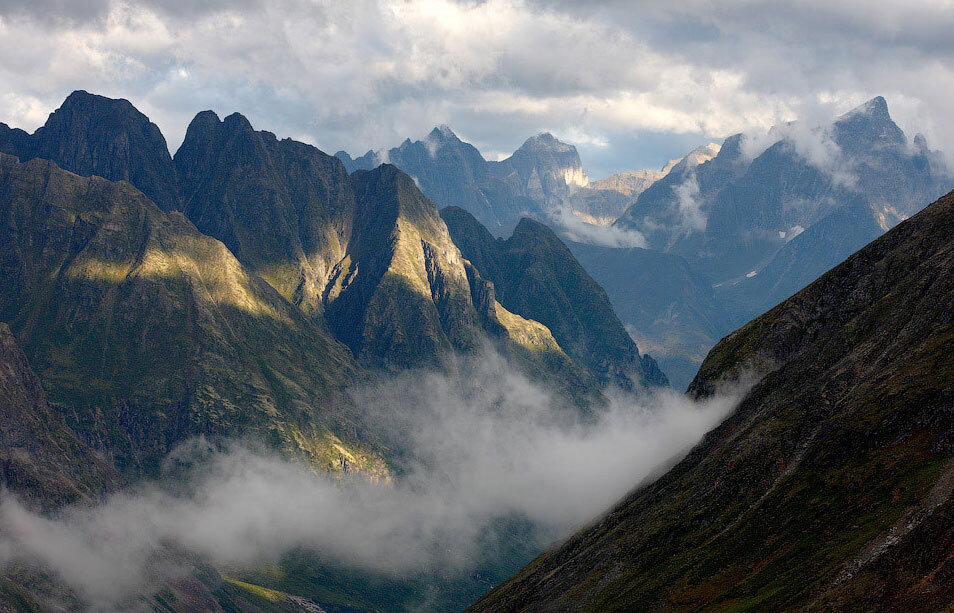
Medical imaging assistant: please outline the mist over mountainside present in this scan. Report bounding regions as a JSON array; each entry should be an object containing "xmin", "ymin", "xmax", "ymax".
[
  {"xmin": 6, "ymin": 2, "xmax": 954, "ymax": 611},
  {"xmin": 590, "ymin": 143, "xmax": 718, "ymax": 203},
  {"xmin": 0, "ymin": 344, "xmax": 737, "ymax": 612},
  {"xmin": 473, "ymin": 185, "xmax": 954, "ymax": 613},
  {"xmin": 0, "ymin": 92, "xmax": 683, "ymax": 610},
  {"xmin": 0, "ymin": 152, "xmax": 379, "ymax": 478},
  {"xmin": 617, "ymin": 96, "xmax": 950, "ymax": 286}
]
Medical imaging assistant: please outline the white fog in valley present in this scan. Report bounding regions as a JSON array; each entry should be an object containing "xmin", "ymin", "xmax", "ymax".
[{"xmin": 0, "ymin": 351, "xmax": 746, "ymax": 608}]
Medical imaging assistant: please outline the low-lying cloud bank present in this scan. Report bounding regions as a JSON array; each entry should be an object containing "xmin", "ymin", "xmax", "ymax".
[
  {"xmin": 0, "ymin": 351, "xmax": 745, "ymax": 607},
  {"xmin": 549, "ymin": 205, "xmax": 648, "ymax": 247}
]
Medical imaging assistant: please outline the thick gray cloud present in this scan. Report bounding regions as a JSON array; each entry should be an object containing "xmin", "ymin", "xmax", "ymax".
[
  {"xmin": 0, "ymin": 0, "xmax": 951, "ymax": 177},
  {"xmin": 0, "ymin": 349, "xmax": 746, "ymax": 608}
]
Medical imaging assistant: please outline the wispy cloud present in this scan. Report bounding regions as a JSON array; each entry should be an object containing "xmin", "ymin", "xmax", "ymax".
[{"xmin": 549, "ymin": 206, "xmax": 649, "ymax": 247}]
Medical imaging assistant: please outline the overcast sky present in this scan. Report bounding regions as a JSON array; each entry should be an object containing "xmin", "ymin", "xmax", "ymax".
[{"xmin": 1, "ymin": 0, "xmax": 952, "ymax": 177}]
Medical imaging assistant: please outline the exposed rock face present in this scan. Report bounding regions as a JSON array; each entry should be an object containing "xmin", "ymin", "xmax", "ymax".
[
  {"xmin": 0, "ymin": 90, "xmax": 180, "ymax": 212},
  {"xmin": 174, "ymin": 112, "xmax": 605, "ymax": 388},
  {"xmin": 441, "ymin": 206, "xmax": 668, "ymax": 389},
  {"xmin": 0, "ymin": 322, "xmax": 119, "ymax": 510},
  {"xmin": 472, "ymin": 189, "xmax": 954, "ymax": 612},
  {"xmin": 492, "ymin": 132, "xmax": 589, "ymax": 201},
  {"xmin": 0, "ymin": 153, "xmax": 378, "ymax": 476},
  {"xmin": 602, "ymin": 97, "xmax": 950, "ymax": 384},
  {"xmin": 327, "ymin": 164, "xmax": 483, "ymax": 366},
  {"xmin": 0, "ymin": 93, "xmax": 671, "ymax": 454},
  {"xmin": 590, "ymin": 168, "xmax": 666, "ymax": 198},
  {"xmin": 614, "ymin": 133, "xmax": 749, "ymax": 255},
  {"xmin": 175, "ymin": 110, "xmax": 356, "ymax": 320}
]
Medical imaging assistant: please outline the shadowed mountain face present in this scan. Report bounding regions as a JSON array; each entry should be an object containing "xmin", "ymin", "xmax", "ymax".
[
  {"xmin": 0, "ymin": 323, "xmax": 120, "ymax": 510},
  {"xmin": 597, "ymin": 97, "xmax": 951, "ymax": 385},
  {"xmin": 472, "ymin": 189, "xmax": 954, "ymax": 612},
  {"xmin": 340, "ymin": 127, "xmax": 503, "ymax": 228},
  {"xmin": 0, "ymin": 91, "xmax": 650, "ymax": 395},
  {"xmin": 327, "ymin": 164, "xmax": 483, "ymax": 366},
  {"xmin": 441, "ymin": 206, "xmax": 668, "ymax": 389},
  {"xmin": 0, "ymin": 153, "xmax": 382, "ymax": 477},
  {"xmin": 175, "ymin": 109, "xmax": 357, "ymax": 320},
  {"xmin": 0, "ymin": 90, "xmax": 180, "ymax": 212},
  {"xmin": 615, "ymin": 134, "xmax": 749, "ymax": 255},
  {"xmin": 0, "ymin": 95, "xmax": 636, "ymax": 611},
  {"xmin": 173, "ymin": 110, "xmax": 605, "ymax": 391},
  {"xmin": 566, "ymin": 241, "xmax": 733, "ymax": 391}
]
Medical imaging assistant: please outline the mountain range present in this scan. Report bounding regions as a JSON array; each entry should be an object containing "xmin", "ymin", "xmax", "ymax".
[
  {"xmin": 338, "ymin": 97, "xmax": 951, "ymax": 389},
  {"xmin": 0, "ymin": 91, "xmax": 667, "ymax": 610},
  {"xmin": 3, "ymin": 88, "xmax": 954, "ymax": 612},
  {"xmin": 336, "ymin": 128, "xmax": 642, "ymax": 235}
]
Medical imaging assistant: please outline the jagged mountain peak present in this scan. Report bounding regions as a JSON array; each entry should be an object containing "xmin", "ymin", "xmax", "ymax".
[
  {"xmin": 660, "ymin": 157, "xmax": 682, "ymax": 173},
  {"xmin": 221, "ymin": 111, "xmax": 256, "ymax": 131},
  {"xmin": 855, "ymin": 94, "xmax": 890, "ymax": 120},
  {"xmin": 2, "ymin": 90, "xmax": 181, "ymax": 211},
  {"xmin": 836, "ymin": 94, "xmax": 901, "ymax": 130},
  {"xmin": 427, "ymin": 124, "xmax": 459, "ymax": 141},
  {"xmin": 519, "ymin": 131, "xmax": 575, "ymax": 154},
  {"xmin": 57, "ymin": 89, "xmax": 138, "ymax": 114},
  {"xmin": 512, "ymin": 215, "xmax": 563, "ymax": 244},
  {"xmin": 686, "ymin": 142, "xmax": 722, "ymax": 165}
]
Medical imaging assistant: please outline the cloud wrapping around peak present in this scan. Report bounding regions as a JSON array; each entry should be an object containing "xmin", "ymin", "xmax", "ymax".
[{"xmin": 0, "ymin": 350, "xmax": 746, "ymax": 608}]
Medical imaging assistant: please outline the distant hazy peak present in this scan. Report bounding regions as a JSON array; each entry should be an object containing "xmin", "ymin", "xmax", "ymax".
[
  {"xmin": 518, "ymin": 132, "xmax": 576, "ymax": 154},
  {"xmin": 660, "ymin": 157, "xmax": 682, "ymax": 174},
  {"xmin": 591, "ymin": 143, "xmax": 721, "ymax": 199},
  {"xmin": 591, "ymin": 168, "xmax": 665, "ymax": 197},
  {"xmin": 845, "ymin": 95, "xmax": 890, "ymax": 121},
  {"xmin": 427, "ymin": 124, "xmax": 459, "ymax": 141},
  {"xmin": 685, "ymin": 143, "xmax": 722, "ymax": 166}
]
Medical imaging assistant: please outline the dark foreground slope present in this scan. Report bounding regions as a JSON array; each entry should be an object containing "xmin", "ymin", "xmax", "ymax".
[{"xmin": 472, "ymin": 190, "xmax": 954, "ymax": 612}]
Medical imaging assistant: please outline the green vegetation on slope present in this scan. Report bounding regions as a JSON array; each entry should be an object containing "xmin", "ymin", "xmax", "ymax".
[{"xmin": 0, "ymin": 153, "xmax": 384, "ymax": 478}]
